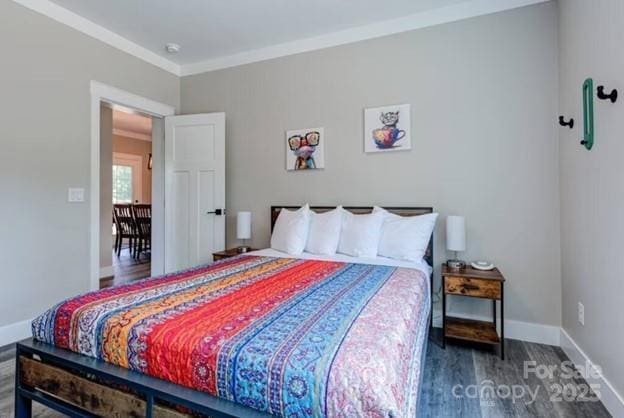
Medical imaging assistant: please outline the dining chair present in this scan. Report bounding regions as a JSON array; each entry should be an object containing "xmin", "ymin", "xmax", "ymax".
[
  {"xmin": 132, "ymin": 204, "xmax": 151, "ymax": 260},
  {"xmin": 113, "ymin": 204, "xmax": 138, "ymax": 258},
  {"xmin": 113, "ymin": 210, "xmax": 121, "ymax": 255}
]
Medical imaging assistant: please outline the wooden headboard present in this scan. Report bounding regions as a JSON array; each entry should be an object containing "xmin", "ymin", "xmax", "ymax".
[{"xmin": 270, "ymin": 206, "xmax": 434, "ymax": 266}]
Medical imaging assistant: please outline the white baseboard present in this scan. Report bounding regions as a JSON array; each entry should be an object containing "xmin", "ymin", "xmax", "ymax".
[
  {"xmin": 502, "ymin": 318, "xmax": 561, "ymax": 346},
  {"xmin": 560, "ymin": 329, "xmax": 624, "ymax": 417},
  {"xmin": 0, "ymin": 319, "xmax": 32, "ymax": 347},
  {"xmin": 433, "ymin": 313, "xmax": 560, "ymax": 346},
  {"xmin": 99, "ymin": 265, "xmax": 113, "ymax": 278}
]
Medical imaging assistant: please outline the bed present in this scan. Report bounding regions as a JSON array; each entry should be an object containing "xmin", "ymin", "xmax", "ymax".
[{"xmin": 16, "ymin": 206, "xmax": 433, "ymax": 418}]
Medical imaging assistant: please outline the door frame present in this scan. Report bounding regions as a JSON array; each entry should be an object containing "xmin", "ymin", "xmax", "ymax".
[{"xmin": 90, "ymin": 81, "xmax": 175, "ymax": 291}]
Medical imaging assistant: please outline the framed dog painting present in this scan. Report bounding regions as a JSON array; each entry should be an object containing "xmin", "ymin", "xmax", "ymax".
[
  {"xmin": 286, "ymin": 127, "xmax": 325, "ymax": 170},
  {"xmin": 364, "ymin": 104, "xmax": 411, "ymax": 153}
]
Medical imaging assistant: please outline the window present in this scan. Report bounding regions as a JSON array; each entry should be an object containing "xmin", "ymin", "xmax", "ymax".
[{"xmin": 113, "ymin": 165, "xmax": 133, "ymax": 203}]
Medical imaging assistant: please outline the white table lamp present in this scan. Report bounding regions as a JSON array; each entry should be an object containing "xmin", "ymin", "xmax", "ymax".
[
  {"xmin": 237, "ymin": 211, "xmax": 252, "ymax": 253},
  {"xmin": 446, "ymin": 215, "xmax": 466, "ymax": 269}
]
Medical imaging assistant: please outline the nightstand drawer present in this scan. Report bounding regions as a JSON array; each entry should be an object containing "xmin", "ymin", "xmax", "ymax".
[{"xmin": 444, "ymin": 276, "xmax": 501, "ymax": 299}]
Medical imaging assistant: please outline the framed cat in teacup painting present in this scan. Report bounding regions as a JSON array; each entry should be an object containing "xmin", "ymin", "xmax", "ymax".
[{"xmin": 364, "ymin": 104, "xmax": 411, "ymax": 153}]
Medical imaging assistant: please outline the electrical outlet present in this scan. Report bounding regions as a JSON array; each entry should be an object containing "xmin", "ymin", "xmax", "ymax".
[{"xmin": 578, "ymin": 302, "xmax": 585, "ymax": 326}]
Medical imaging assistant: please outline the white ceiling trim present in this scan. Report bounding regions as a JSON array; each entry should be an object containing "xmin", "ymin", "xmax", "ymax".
[
  {"xmin": 12, "ymin": 0, "xmax": 548, "ymax": 78},
  {"xmin": 113, "ymin": 128, "xmax": 152, "ymax": 142},
  {"xmin": 11, "ymin": 0, "xmax": 181, "ymax": 76},
  {"xmin": 181, "ymin": 0, "xmax": 549, "ymax": 76}
]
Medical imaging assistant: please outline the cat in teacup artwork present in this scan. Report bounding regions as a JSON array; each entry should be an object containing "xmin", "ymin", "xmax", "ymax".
[
  {"xmin": 288, "ymin": 131, "xmax": 320, "ymax": 170},
  {"xmin": 372, "ymin": 110, "xmax": 406, "ymax": 149}
]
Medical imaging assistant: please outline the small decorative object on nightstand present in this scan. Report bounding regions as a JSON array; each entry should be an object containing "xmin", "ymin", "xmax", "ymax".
[
  {"xmin": 213, "ymin": 247, "xmax": 258, "ymax": 262},
  {"xmin": 471, "ymin": 261, "xmax": 495, "ymax": 271},
  {"xmin": 446, "ymin": 215, "xmax": 466, "ymax": 270},
  {"xmin": 236, "ymin": 211, "xmax": 252, "ymax": 252},
  {"xmin": 441, "ymin": 264, "xmax": 506, "ymax": 359}
]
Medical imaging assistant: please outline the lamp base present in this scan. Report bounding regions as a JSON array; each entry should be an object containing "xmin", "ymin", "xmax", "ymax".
[
  {"xmin": 446, "ymin": 259, "xmax": 466, "ymax": 270},
  {"xmin": 237, "ymin": 246, "xmax": 251, "ymax": 253}
]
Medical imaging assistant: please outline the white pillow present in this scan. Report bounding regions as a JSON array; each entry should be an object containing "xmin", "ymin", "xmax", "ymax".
[
  {"xmin": 270, "ymin": 205, "xmax": 310, "ymax": 255},
  {"xmin": 337, "ymin": 210, "xmax": 384, "ymax": 258},
  {"xmin": 374, "ymin": 206, "xmax": 438, "ymax": 262},
  {"xmin": 305, "ymin": 207, "xmax": 343, "ymax": 255}
]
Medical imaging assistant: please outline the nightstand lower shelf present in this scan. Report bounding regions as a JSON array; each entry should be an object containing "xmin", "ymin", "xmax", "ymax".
[{"xmin": 444, "ymin": 316, "xmax": 500, "ymax": 345}]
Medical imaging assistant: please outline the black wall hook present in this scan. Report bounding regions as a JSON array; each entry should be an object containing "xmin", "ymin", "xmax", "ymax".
[
  {"xmin": 558, "ymin": 115, "xmax": 574, "ymax": 129},
  {"xmin": 597, "ymin": 85, "xmax": 618, "ymax": 103}
]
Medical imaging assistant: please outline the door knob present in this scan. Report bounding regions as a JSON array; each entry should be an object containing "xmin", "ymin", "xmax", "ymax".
[{"xmin": 206, "ymin": 208, "xmax": 225, "ymax": 215}]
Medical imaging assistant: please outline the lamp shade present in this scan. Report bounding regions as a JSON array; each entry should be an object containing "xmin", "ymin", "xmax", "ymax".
[
  {"xmin": 237, "ymin": 211, "xmax": 252, "ymax": 240},
  {"xmin": 446, "ymin": 216, "xmax": 466, "ymax": 252}
]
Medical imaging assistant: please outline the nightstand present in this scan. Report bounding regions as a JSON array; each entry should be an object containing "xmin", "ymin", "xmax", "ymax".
[
  {"xmin": 441, "ymin": 264, "xmax": 506, "ymax": 359},
  {"xmin": 212, "ymin": 248, "xmax": 258, "ymax": 261}
]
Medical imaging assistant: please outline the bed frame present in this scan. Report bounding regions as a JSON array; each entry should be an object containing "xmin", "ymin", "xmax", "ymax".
[
  {"xmin": 15, "ymin": 205, "xmax": 434, "ymax": 418},
  {"xmin": 15, "ymin": 339, "xmax": 271, "ymax": 418}
]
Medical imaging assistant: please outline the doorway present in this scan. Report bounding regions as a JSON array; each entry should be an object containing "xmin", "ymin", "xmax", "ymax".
[
  {"xmin": 90, "ymin": 82, "xmax": 226, "ymax": 292},
  {"xmin": 100, "ymin": 107, "xmax": 154, "ymax": 288},
  {"xmin": 90, "ymin": 81, "xmax": 175, "ymax": 292}
]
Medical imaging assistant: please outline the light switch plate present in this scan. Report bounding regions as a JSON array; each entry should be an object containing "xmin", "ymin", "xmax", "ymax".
[{"xmin": 68, "ymin": 188, "xmax": 85, "ymax": 203}]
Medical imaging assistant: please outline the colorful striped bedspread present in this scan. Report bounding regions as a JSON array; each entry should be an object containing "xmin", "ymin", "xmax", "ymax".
[{"xmin": 32, "ymin": 255, "xmax": 430, "ymax": 417}]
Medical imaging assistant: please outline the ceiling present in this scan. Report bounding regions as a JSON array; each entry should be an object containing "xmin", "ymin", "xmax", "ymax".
[
  {"xmin": 49, "ymin": 0, "xmax": 466, "ymax": 64},
  {"xmin": 23, "ymin": 0, "xmax": 547, "ymax": 75},
  {"xmin": 112, "ymin": 108, "xmax": 152, "ymax": 142}
]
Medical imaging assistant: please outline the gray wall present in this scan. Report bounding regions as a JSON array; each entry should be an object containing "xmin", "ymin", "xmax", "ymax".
[
  {"xmin": 182, "ymin": 3, "xmax": 561, "ymax": 326},
  {"xmin": 558, "ymin": 0, "xmax": 624, "ymax": 397},
  {"xmin": 0, "ymin": 0, "xmax": 179, "ymax": 327}
]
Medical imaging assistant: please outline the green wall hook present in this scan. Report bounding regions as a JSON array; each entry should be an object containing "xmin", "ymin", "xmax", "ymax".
[{"xmin": 581, "ymin": 78, "xmax": 594, "ymax": 150}]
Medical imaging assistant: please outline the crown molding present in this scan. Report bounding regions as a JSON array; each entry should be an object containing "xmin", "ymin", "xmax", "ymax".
[
  {"xmin": 12, "ymin": 0, "xmax": 548, "ymax": 78},
  {"xmin": 181, "ymin": 0, "xmax": 549, "ymax": 76},
  {"xmin": 113, "ymin": 128, "xmax": 152, "ymax": 142},
  {"xmin": 11, "ymin": 0, "xmax": 181, "ymax": 76}
]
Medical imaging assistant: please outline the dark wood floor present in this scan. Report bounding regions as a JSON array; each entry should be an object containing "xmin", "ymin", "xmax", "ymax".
[
  {"xmin": 0, "ymin": 335, "xmax": 611, "ymax": 417},
  {"xmin": 418, "ymin": 332, "xmax": 611, "ymax": 417},
  {"xmin": 100, "ymin": 244, "xmax": 151, "ymax": 288}
]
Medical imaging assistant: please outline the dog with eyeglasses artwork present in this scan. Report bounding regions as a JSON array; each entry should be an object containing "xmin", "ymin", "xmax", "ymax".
[{"xmin": 286, "ymin": 127, "xmax": 325, "ymax": 170}]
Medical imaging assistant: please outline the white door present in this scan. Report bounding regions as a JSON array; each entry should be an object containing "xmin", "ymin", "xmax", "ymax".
[{"xmin": 164, "ymin": 113, "xmax": 225, "ymax": 272}]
